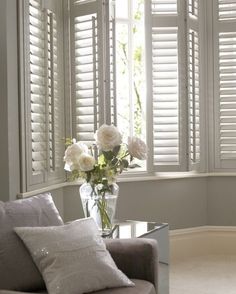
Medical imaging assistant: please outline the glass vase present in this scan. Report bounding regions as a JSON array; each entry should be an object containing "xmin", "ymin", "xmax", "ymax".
[{"xmin": 79, "ymin": 182, "xmax": 119, "ymax": 236}]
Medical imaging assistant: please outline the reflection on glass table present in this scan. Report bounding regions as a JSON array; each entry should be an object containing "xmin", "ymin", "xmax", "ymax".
[{"xmin": 111, "ymin": 220, "xmax": 167, "ymax": 239}]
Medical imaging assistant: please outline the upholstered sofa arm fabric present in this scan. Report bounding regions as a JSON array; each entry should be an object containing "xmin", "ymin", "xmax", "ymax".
[{"xmin": 105, "ymin": 238, "xmax": 158, "ymax": 291}]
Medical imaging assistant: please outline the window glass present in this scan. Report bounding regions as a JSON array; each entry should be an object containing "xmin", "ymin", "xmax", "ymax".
[
  {"xmin": 116, "ymin": 0, "xmax": 146, "ymax": 170},
  {"xmin": 116, "ymin": 0, "xmax": 145, "ymax": 140},
  {"xmin": 116, "ymin": 0, "xmax": 129, "ymax": 19}
]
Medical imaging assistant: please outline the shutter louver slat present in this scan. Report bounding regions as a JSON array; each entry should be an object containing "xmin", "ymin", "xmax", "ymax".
[
  {"xmin": 29, "ymin": 0, "xmax": 47, "ymax": 174},
  {"xmin": 218, "ymin": 0, "xmax": 236, "ymax": 21},
  {"xmin": 47, "ymin": 9, "xmax": 65, "ymax": 173},
  {"xmin": 24, "ymin": 0, "xmax": 65, "ymax": 189},
  {"xmin": 147, "ymin": 0, "xmax": 187, "ymax": 171},
  {"xmin": 109, "ymin": 16, "xmax": 116, "ymax": 125},
  {"xmin": 71, "ymin": 0, "xmax": 115, "ymax": 141},
  {"xmin": 218, "ymin": 32, "xmax": 236, "ymax": 160},
  {"xmin": 188, "ymin": 29, "xmax": 200, "ymax": 163},
  {"xmin": 152, "ymin": 27, "xmax": 180, "ymax": 165},
  {"xmin": 74, "ymin": 0, "xmax": 94, "ymax": 4},
  {"xmin": 152, "ymin": 0, "xmax": 177, "ymax": 14},
  {"xmin": 188, "ymin": 0, "xmax": 198, "ymax": 18},
  {"xmin": 47, "ymin": 11, "xmax": 54, "ymax": 171},
  {"xmin": 186, "ymin": 0, "xmax": 204, "ymax": 171},
  {"xmin": 73, "ymin": 13, "xmax": 98, "ymax": 143}
]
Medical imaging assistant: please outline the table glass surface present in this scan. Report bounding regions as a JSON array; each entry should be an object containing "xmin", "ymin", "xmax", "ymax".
[{"xmin": 106, "ymin": 220, "xmax": 168, "ymax": 239}]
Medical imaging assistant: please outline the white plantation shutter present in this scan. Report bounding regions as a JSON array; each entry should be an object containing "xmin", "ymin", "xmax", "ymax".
[
  {"xmin": 188, "ymin": 0, "xmax": 198, "ymax": 17},
  {"xmin": 106, "ymin": 0, "xmax": 116, "ymax": 125},
  {"xmin": 152, "ymin": 0, "xmax": 177, "ymax": 14},
  {"xmin": 24, "ymin": 0, "xmax": 65, "ymax": 190},
  {"xmin": 188, "ymin": 29, "xmax": 200, "ymax": 165},
  {"xmin": 70, "ymin": 0, "xmax": 115, "ymax": 144},
  {"xmin": 146, "ymin": 0, "xmax": 187, "ymax": 171},
  {"xmin": 187, "ymin": 0, "xmax": 205, "ymax": 171},
  {"xmin": 28, "ymin": 0, "xmax": 47, "ymax": 179},
  {"xmin": 213, "ymin": 0, "xmax": 236, "ymax": 169},
  {"xmin": 152, "ymin": 28, "xmax": 179, "ymax": 166},
  {"xmin": 218, "ymin": 0, "xmax": 236, "ymax": 21}
]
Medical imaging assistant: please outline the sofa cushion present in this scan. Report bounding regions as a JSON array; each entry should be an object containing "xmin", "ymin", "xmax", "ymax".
[
  {"xmin": 0, "ymin": 279, "xmax": 155, "ymax": 294},
  {"xmin": 14, "ymin": 218, "xmax": 134, "ymax": 294},
  {"xmin": 0, "ymin": 193, "xmax": 63, "ymax": 291}
]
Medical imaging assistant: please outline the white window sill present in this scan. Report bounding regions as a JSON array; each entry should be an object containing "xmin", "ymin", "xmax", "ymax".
[{"xmin": 17, "ymin": 172, "xmax": 236, "ymax": 198}]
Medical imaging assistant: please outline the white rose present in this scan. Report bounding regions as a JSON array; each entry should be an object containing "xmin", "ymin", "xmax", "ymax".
[
  {"xmin": 95, "ymin": 124, "xmax": 122, "ymax": 151},
  {"xmin": 64, "ymin": 141, "xmax": 88, "ymax": 171},
  {"xmin": 128, "ymin": 137, "xmax": 147, "ymax": 160},
  {"xmin": 78, "ymin": 153, "xmax": 96, "ymax": 171}
]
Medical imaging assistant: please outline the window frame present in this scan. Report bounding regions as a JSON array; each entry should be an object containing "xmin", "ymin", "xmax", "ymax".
[{"xmin": 145, "ymin": 0, "xmax": 189, "ymax": 172}]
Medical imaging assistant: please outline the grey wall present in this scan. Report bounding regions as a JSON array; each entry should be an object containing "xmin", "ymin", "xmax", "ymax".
[
  {"xmin": 116, "ymin": 178, "xmax": 207, "ymax": 229},
  {"xmin": 0, "ymin": 0, "xmax": 9, "ymax": 202},
  {"xmin": 63, "ymin": 178, "xmax": 208, "ymax": 230},
  {"xmin": 207, "ymin": 177, "xmax": 236, "ymax": 226},
  {"xmin": 0, "ymin": 0, "xmax": 21, "ymax": 201}
]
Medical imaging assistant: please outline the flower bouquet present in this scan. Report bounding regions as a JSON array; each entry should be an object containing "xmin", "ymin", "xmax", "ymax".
[{"xmin": 64, "ymin": 124, "xmax": 147, "ymax": 234}]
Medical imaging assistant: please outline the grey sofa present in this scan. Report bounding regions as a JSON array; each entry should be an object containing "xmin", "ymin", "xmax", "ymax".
[{"xmin": 0, "ymin": 194, "xmax": 158, "ymax": 294}]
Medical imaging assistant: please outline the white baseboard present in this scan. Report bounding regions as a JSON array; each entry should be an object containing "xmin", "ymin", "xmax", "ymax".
[{"xmin": 170, "ymin": 226, "xmax": 236, "ymax": 262}]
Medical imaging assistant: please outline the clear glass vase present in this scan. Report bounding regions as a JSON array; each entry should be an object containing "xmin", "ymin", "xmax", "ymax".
[{"xmin": 79, "ymin": 182, "xmax": 119, "ymax": 236}]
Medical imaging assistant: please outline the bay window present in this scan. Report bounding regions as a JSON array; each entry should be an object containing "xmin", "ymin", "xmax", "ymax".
[{"xmin": 19, "ymin": 0, "xmax": 236, "ymax": 193}]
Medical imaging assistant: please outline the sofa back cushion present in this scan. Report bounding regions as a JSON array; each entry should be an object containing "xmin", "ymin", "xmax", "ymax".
[{"xmin": 0, "ymin": 193, "xmax": 63, "ymax": 291}]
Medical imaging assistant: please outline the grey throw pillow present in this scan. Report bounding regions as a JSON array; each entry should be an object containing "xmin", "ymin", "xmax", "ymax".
[
  {"xmin": 15, "ymin": 218, "xmax": 134, "ymax": 294},
  {"xmin": 0, "ymin": 193, "xmax": 63, "ymax": 291}
]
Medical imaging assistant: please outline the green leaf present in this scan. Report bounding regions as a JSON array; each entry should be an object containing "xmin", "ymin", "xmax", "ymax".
[
  {"xmin": 129, "ymin": 163, "xmax": 141, "ymax": 169},
  {"xmin": 102, "ymin": 178, "xmax": 108, "ymax": 185},
  {"xmin": 103, "ymin": 151, "xmax": 114, "ymax": 161},
  {"xmin": 113, "ymin": 145, "xmax": 121, "ymax": 156},
  {"xmin": 122, "ymin": 159, "xmax": 129, "ymax": 169},
  {"xmin": 111, "ymin": 157, "xmax": 119, "ymax": 165},
  {"xmin": 65, "ymin": 137, "xmax": 73, "ymax": 146},
  {"xmin": 98, "ymin": 154, "xmax": 106, "ymax": 165}
]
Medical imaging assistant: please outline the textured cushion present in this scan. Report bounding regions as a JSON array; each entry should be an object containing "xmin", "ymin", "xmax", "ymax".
[
  {"xmin": 15, "ymin": 218, "xmax": 134, "ymax": 294},
  {"xmin": 92, "ymin": 279, "xmax": 156, "ymax": 294},
  {"xmin": 0, "ymin": 280, "xmax": 155, "ymax": 294},
  {"xmin": 0, "ymin": 193, "xmax": 63, "ymax": 291}
]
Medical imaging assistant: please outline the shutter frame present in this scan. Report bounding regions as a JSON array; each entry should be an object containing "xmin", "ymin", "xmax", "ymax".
[
  {"xmin": 146, "ymin": 0, "xmax": 187, "ymax": 172},
  {"xmin": 22, "ymin": 0, "xmax": 65, "ymax": 191},
  {"xmin": 186, "ymin": 0, "xmax": 206, "ymax": 172},
  {"xmin": 70, "ymin": 0, "xmax": 116, "ymax": 144}
]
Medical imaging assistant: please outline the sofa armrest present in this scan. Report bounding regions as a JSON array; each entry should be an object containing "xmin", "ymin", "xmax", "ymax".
[{"xmin": 105, "ymin": 238, "xmax": 158, "ymax": 290}]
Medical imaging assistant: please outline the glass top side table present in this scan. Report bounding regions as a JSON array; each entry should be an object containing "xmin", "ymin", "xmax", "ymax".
[{"xmin": 106, "ymin": 220, "xmax": 169, "ymax": 294}]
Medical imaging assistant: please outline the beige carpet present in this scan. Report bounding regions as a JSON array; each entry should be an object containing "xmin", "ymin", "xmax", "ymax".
[{"xmin": 170, "ymin": 254, "xmax": 236, "ymax": 294}]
